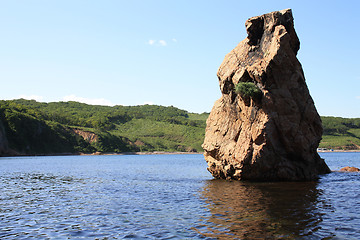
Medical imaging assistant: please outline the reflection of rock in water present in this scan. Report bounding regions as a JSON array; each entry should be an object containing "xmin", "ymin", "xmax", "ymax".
[{"xmin": 196, "ymin": 180, "xmax": 323, "ymax": 239}]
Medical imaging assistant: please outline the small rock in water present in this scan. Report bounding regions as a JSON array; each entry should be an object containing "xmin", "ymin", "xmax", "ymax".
[{"xmin": 339, "ymin": 166, "xmax": 360, "ymax": 172}]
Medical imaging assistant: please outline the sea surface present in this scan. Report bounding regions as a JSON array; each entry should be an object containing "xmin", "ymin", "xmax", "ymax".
[{"xmin": 0, "ymin": 152, "xmax": 360, "ymax": 239}]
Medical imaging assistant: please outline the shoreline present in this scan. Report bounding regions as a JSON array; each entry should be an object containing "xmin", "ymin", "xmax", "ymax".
[
  {"xmin": 0, "ymin": 151, "xmax": 204, "ymax": 158},
  {"xmin": 81, "ymin": 151, "xmax": 204, "ymax": 156},
  {"xmin": 317, "ymin": 150, "xmax": 360, "ymax": 153},
  {"xmin": 2, "ymin": 150, "xmax": 360, "ymax": 158}
]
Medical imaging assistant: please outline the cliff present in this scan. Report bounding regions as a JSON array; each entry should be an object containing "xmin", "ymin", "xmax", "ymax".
[{"xmin": 202, "ymin": 9, "xmax": 331, "ymax": 181}]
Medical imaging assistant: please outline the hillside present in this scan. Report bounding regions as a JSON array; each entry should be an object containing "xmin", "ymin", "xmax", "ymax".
[
  {"xmin": 319, "ymin": 116, "xmax": 360, "ymax": 150},
  {"xmin": 0, "ymin": 99, "xmax": 359, "ymax": 156},
  {"xmin": 0, "ymin": 99, "xmax": 207, "ymax": 156}
]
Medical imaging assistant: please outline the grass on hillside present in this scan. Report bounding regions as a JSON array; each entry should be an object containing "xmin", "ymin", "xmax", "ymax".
[
  {"xmin": 320, "ymin": 129, "xmax": 360, "ymax": 150},
  {"xmin": 188, "ymin": 113, "xmax": 209, "ymax": 121},
  {"xmin": 110, "ymin": 119, "xmax": 204, "ymax": 152}
]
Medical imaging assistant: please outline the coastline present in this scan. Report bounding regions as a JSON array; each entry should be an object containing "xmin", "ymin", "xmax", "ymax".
[
  {"xmin": 2, "ymin": 150, "xmax": 360, "ymax": 158},
  {"xmin": 317, "ymin": 150, "xmax": 360, "ymax": 153},
  {"xmin": 80, "ymin": 151, "xmax": 204, "ymax": 156},
  {"xmin": 0, "ymin": 149, "xmax": 360, "ymax": 158}
]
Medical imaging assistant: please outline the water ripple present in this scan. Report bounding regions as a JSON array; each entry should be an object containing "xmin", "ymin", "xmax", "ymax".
[{"xmin": 0, "ymin": 154, "xmax": 360, "ymax": 239}]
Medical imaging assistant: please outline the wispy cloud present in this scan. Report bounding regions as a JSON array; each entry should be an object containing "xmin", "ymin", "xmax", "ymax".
[
  {"xmin": 17, "ymin": 94, "xmax": 44, "ymax": 102},
  {"xmin": 158, "ymin": 40, "xmax": 167, "ymax": 46},
  {"xmin": 147, "ymin": 38, "xmax": 176, "ymax": 47},
  {"xmin": 356, "ymin": 96, "xmax": 360, "ymax": 100},
  {"xmin": 62, "ymin": 95, "xmax": 114, "ymax": 106}
]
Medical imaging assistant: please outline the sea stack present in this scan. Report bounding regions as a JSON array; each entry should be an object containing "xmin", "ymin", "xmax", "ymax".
[{"xmin": 202, "ymin": 9, "xmax": 331, "ymax": 181}]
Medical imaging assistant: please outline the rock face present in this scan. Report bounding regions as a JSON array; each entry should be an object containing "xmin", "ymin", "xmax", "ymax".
[
  {"xmin": 202, "ymin": 9, "xmax": 331, "ymax": 181},
  {"xmin": 73, "ymin": 129, "xmax": 98, "ymax": 144}
]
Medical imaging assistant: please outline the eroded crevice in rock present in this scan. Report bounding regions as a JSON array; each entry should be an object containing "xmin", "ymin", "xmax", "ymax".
[{"xmin": 246, "ymin": 16, "xmax": 265, "ymax": 46}]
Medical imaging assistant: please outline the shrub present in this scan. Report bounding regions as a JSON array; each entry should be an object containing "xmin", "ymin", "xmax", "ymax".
[{"xmin": 234, "ymin": 82, "xmax": 262, "ymax": 99}]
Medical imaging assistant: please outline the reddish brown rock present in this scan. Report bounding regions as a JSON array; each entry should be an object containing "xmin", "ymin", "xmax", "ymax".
[
  {"xmin": 339, "ymin": 166, "xmax": 360, "ymax": 172},
  {"xmin": 202, "ymin": 9, "xmax": 331, "ymax": 181},
  {"xmin": 73, "ymin": 129, "xmax": 98, "ymax": 144}
]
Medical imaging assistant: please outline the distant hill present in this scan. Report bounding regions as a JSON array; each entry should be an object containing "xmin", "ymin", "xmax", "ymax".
[
  {"xmin": 320, "ymin": 116, "xmax": 360, "ymax": 150},
  {"xmin": 0, "ymin": 99, "xmax": 208, "ymax": 156},
  {"xmin": 0, "ymin": 99, "xmax": 359, "ymax": 156}
]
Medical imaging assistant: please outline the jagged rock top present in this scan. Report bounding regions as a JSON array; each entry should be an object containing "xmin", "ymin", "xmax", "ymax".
[
  {"xmin": 202, "ymin": 9, "xmax": 330, "ymax": 181},
  {"xmin": 245, "ymin": 9, "xmax": 299, "ymax": 53},
  {"xmin": 217, "ymin": 9, "xmax": 302, "ymax": 95}
]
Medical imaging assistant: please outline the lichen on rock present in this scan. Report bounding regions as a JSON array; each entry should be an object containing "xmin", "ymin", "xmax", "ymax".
[{"xmin": 202, "ymin": 9, "xmax": 331, "ymax": 181}]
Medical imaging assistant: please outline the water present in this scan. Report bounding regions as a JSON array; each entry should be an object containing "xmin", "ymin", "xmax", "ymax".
[{"xmin": 0, "ymin": 153, "xmax": 359, "ymax": 239}]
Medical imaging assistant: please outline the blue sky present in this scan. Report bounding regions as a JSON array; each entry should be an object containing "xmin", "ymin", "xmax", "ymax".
[{"xmin": 1, "ymin": 0, "xmax": 359, "ymax": 117}]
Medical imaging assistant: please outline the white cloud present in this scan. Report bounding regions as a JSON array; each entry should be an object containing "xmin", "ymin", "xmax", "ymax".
[
  {"xmin": 356, "ymin": 96, "xmax": 360, "ymax": 99},
  {"xmin": 62, "ymin": 94, "xmax": 114, "ymax": 106},
  {"xmin": 147, "ymin": 39, "xmax": 170, "ymax": 47},
  {"xmin": 17, "ymin": 94, "xmax": 44, "ymax": 102},
  {"xmin": 172, "ymin": 38, "xmax": 177, "ymax": 42},
  {"xmin": 159, "ymin": 40, "xmax": 167, "ymax": 46}
]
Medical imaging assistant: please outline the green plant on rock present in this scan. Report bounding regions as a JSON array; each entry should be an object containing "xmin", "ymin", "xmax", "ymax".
[{"xmin": 234, "ymin": 82, "xmax": 262, "ymax": 99}]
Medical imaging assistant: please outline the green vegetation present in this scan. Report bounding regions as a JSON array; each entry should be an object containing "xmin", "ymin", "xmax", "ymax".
[
  {"xmin": 0, "ymin": 99, "xmax": 208, "ymax": 155},
  {"xmin": 1, "ymin": 99, "xmax": 359, "ymax": 156},
  {"xmin": 234, "ymin": 82, "xmax": 262, "ymax": 99},
  {"xmin": 319, "ymin": 116, "xmax": 360, "ymax": 150}
]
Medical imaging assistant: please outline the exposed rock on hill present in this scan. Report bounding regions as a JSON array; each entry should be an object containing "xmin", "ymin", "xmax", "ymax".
[
  {"xmin": 73, "ymin": 129, "xmax": 98, "ymax": 144},
  {"xmin": 202, "ymin": 9, "xmax": 331, "ymax": 181}
]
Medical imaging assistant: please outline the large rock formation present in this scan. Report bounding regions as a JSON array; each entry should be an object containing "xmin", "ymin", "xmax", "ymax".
[{"xmin": 202, "ymin": 9, "xmax": 331, "ymax": 181}]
